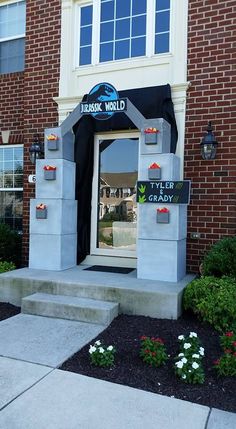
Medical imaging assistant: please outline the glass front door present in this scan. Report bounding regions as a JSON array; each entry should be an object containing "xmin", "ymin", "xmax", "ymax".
[{"xmin": 91, "ymin": 133, "xmax": 139, "ymax": 258}]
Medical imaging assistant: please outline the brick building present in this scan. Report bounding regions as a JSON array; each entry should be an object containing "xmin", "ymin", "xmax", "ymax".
[{"xmin": 0, "ymin": 0, "xmax": 235, "ymax": 274}]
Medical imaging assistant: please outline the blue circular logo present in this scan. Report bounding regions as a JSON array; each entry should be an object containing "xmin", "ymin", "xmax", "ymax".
[{"xmin": 87, "ymin": 82, "xmax": 118, "ymax": 120}]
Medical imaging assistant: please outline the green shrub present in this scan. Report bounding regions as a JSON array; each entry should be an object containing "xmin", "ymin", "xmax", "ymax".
[
  {"xmin": 102, "ymin": 212, "xmax": 121, "ymax": 222},
  {"xmin": 89, "ymin": 340, "xmax": 116, "ymax": 367},
  {"xmin": 0, "ymin": 261, "xmax": 16, "ymax": 273},
  {"xmin": 140, "ymin": 336, "xmax": 168, "ymax": 367},
  {"xmin": 174, "ymin": 332, "xmax": 205, "ymax": 384},
  {"xmin": 183, "ymin": 276, "xmax": 236, "ymax": 332},
  {"xmin": 0, "ymin": 223, "xmax": 22, "ymax": 267},
  {"xmin": 214, "ymin": 331, "xmax": 236, "ymax": 377},
  {"xmin": 202, "ymin": 237, "xmax": 236, "ymax": 278}
]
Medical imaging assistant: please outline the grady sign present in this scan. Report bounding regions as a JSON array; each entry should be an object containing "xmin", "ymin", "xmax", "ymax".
[
  {"xmin": 137, "ymin": 181, "xmax": 191, "ymax": 204},
  {"xmin": 80, "ymin": 82, "xmax": 127, "ymax": 120}
]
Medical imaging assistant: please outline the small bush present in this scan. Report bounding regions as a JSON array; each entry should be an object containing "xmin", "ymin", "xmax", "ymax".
[
  {"xmin": 89, "ymin": 340, "xmax": 116, "ymax": 367},
  {"xmin": 102, "ymin": 212, "xmax": 121, "ymax": 222},
  {"xmin": 0, "ymin": 261, "xmax": 16, "ymax": 273},
  {"xmin": 183, "ymin": 276, "xmax": 236, "ymax": 332},
  {"xmin": 174, "ymin": 332, "xmax": 205, "ymax": 384},
  {"xmin": 140, "ymin": 336, "xmax": 168, "ymax": 367},
  {"xmin": 202, "ymin": 237, "xmax": 236, "ymax": 278},
  {"xmin": 214, "ymin": 331, "xmax": 236, "ymax": 377},
  {"xmin": 0, "ymin": 223, "xmax": 22, "ymax": 267}
]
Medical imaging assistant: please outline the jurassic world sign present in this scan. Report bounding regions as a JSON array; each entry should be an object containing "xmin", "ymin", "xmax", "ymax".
[
  {"xmin": 80, "ymin": 82, "xmax": 127, "ymax": 120},
  {"xmin": 137, "ymin": 181, "xmax": 191, "ymax": 204}
]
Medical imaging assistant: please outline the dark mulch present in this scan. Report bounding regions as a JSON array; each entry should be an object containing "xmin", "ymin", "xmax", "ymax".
[
  {"xmin": 0, "ymin": 302, "xmax": 20, "ymax": 321},
  {"xmin": 60, "ymin": 312, "xmax": 236, "ymax": 413}
]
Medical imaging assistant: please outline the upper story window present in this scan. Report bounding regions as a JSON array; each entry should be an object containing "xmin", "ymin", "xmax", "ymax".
[
  {"xmin": 0, "ymin": 0, "xmax": 26, "ymax": 74},
  {"xmin": 77, "ymin": 0, "xmax": 170, "ymax": 66}
]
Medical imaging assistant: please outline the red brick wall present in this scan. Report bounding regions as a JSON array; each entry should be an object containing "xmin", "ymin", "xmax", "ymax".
[
  {"xmin": 22, "ymin": 0, "xmax": 61, "ymax": 265},
  {"xmin": 185, "ymin": 0, "xmax": 236, "ymax": 273},
  {"xmin": 0, "ymin": 72, "xmax": 24, "ymax": 143}
]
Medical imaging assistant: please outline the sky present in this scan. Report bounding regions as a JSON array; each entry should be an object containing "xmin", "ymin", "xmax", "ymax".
[{"xmin": 100, "ymin": 138, "xmax": 138, "ymax": 173}]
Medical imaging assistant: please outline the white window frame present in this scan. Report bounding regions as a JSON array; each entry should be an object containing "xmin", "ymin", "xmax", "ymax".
[
  {"xmin": 0, "ymin": 144, "xmax": 23, "ymax": 231},
  {"xmin": 74, "ymin": 0, "xmax": 171, "ymax": 68},
  {"xmin": 0, "ymin": 0, "xmax": 26, "ymax": 74},
  {"xmin": 0, "ymin": 144, "xmax": 24, "ymax": 192}
]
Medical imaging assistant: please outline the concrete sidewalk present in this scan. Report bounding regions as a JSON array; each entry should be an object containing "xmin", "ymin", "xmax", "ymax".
[{"xmin": 0, "ymin": 314, "xmax": 235, "ymax": 428}]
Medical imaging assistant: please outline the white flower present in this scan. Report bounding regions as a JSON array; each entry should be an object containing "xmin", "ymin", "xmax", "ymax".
[
  {"xmin": 175, "ymin": 361, "xmax": 184, "ymax": 369},
  {"xmin": 192, "ymin": 362, "xmax": 199, "ymax": 369},
  {"xmin": 89, "ymin": 346, "xmax": 96, "ymax": 354},
  {"xmin": 188, "ymin": 370, "xmax": 192, "ymax": 373},
  {"xmin": 199, "ymin": 347, "xmax": 205, "ymax": 356},
  {"xmin": 107, "ymin": 345, "xmax": 113, "ymax": 351},
  {"xmin": 189, "ymin": 332, "xmax": 197, "ymax": 338},
  {"xmin": 181, "ymin": 357, "xmax": 187, "ymax": 364},
  {"xmin": 182, "ymin": 374, "xmax": 187, "ymax": 379},
  {"xmin": 178, "ymin": 353, "xmax": 184, "ymax": 357},
  {"xmin": 178, "ymin": 335, "xmax": 184, "ymax": 340},
  {"xmin": 183, "ymin": 343, "xmax": 191, "ymax": 349},
  {"xmin": 192, "ymin": 354, "xmax": 200, "ymax": 359},
  {"xmin": 95, "ymin": 340, "xmax": 101, "ymax": 346},
  {"xmin": 99, "ymin": 347, "xmax": 105, "ymax": 353}
]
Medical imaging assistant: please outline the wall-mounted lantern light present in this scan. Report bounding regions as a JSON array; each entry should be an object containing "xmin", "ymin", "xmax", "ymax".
[
  {"xmin": 200, "ymin": 122, "xmax": 218, "ymax": 160},
  {"xmin": 29, "ymin": 134, "xmax": 44, "ymax": 164}
]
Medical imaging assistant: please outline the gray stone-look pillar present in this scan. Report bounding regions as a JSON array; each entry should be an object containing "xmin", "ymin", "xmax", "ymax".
[
  {"xmin": 29, "ymin": 127, "xmax": 77, "ymax": 270},
  {"xmin": 137, "ymin": 119, "xmax": 187, "ymax": 282}
]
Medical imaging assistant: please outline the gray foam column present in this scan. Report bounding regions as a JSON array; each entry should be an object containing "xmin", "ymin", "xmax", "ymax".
[
  {"xmin": 137, "ymin": 119, "xmax": 187, "ymax": 282},
  {"xmin": 29, "ymin": 127, "xmax": 77, "ymax": 270}
]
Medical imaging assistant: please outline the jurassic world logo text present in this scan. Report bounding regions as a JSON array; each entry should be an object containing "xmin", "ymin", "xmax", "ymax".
[{"xmin": 80, "ymin": 83, "xmax": 127, "ymax": 120}]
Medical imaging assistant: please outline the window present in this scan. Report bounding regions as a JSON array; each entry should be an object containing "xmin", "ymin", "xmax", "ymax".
[
  {"xmin": 77, "ymin": 0, "xmax": 170, "ymax": 66},
  {"xmin": 100, "ymin": 0, "xmax": 147, "ymax": 62},
  {"xmin": 155, "ymin": 0, "xmax": 170, "ymax": 54},
  {"xmin": 79, "ymin": 4, "xmax": 93, "ymax": 65},
  {"xmin": 0, "ymin": 1, "xmax": 26, "ymax": 74},
  {"xmin": 0, "ymin": 146, "xmax": 23, "ymax": 231}
]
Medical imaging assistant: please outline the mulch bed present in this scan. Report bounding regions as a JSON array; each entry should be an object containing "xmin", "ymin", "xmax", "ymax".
[
  {"xmin": 0, "ymin": 302, "xmax": 20, "ymax": 321},
  {"xmin": 60, "ymin": 312, "xmax": 236, "ymax": 413},
  {"xmin": 1, "ymin": 302, "xmax": 235, "ymax": 412}
]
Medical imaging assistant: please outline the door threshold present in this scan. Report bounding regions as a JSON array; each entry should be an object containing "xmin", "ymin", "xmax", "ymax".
[{"xmin": 81, "ymin": 255, "xmax": 137, "ymax": 269}]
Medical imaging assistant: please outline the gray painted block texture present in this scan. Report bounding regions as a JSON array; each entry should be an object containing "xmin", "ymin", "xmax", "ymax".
[
  {"xmin": 29, "ymin": 234, "xmax": 77, "ymax": 270},
  {"xmin": 140, "ymin": 119, "xmax": 171, "ymax": 155},
  {"xmin": 137, "ymin": 120, "xmax": 188, "ymax": 282},
  {"xmin": 138, "ymin": 153, "xmax": 180, "ymax": 181},
  {"xmin": 138, "ymin": 204, "xmax": 187, "ymax": 241},
  {"xmin": 30, "ymin": 126, "xmax": 77, "ymax": 271},
  {"xmin": 36, "ymin": 159, "xmax": 75, "ymax": 200},
  {"xmin": 30, "ymin": 199, "xmax": 77, "ymax": 235},
  {"xmin": 44, "ymin": 127, "xmax": 75, "ymax": 161},
  {"xmin": 137, "ymin": 239, "xmax": 186, "ymax": 282}
]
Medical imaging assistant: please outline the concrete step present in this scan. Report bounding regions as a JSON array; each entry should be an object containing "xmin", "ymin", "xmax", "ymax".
[{"xmin": 21, "ymin": 293, "xmax": 119, "ymax": 326}]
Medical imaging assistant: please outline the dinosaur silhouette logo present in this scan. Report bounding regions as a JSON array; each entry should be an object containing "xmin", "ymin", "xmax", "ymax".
[
  {"xmin": 87, "ymin": 82, "xmax": 119, "ymax": 120},
  {"xmin": 87, "ymin": 84, "xmax": 114, "ymax": 103}
]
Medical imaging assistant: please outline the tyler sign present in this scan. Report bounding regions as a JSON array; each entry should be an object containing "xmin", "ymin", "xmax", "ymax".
[
  {"xmin": 80, "ymin": 82, "xmax": 127, "ymax": 120},
  {"xmin": 137, "ymin": 181, "xmax": 191, "ymax": 204}
]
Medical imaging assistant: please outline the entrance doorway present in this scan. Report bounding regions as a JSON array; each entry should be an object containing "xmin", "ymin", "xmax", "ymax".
[{"xmin": 89, "ymin": 132, "xmax": 139, "ymax": 267}]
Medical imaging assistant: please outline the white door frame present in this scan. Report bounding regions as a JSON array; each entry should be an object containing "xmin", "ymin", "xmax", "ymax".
[{"xmin": 89, "ymin": 131, "xmax": 140, "ymax": 265}]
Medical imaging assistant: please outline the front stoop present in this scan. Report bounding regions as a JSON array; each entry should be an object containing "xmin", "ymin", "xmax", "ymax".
[
  {"xmin": 0, "ymin": 267, "xmax": 196, "ymax": 319},
  {"xmin": 21, "ymin": 293, "xmax": 119, "ymax": 326}
]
